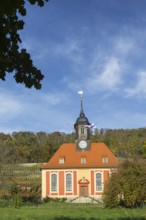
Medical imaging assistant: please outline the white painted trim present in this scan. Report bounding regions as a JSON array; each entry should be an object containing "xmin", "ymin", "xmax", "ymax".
[
  {"xmin": 65, "ymin": 172, "xmax": 73, "ymax": 193},
  {"xmin": 94, "ymin": 171, "xmax": 103, "ymax": 192},
  {"xmin": 41, "ymin": 170, "xmax": 46, "ymax": 199},
  {"xmin": 50, "ymin": 172, "xmax": 59, "ymax": 193},
  {"xmin": 43, "ymin": 168, "xmax": 115, "ymax": 172}
]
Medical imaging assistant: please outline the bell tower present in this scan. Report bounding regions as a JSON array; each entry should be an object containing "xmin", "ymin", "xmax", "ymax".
[{"xmin": 74, "ymin": 91, "xmax": 91, "ymax": 151}]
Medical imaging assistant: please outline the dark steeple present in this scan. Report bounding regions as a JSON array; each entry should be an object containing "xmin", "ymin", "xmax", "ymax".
[
  {"xmin": 74, "ymin": 91, "xmax": 90, "ymax": 129},
  {"xmin": 80, "ymin": 92, "xmax": 85, "ymax": 117},
  {"xmin": 74, "ymin": 91, "xmax": 90, "ymax": 128},
  {"xmin": 74, "ymin": 91, "xmax": 91, "ymax": 148}
]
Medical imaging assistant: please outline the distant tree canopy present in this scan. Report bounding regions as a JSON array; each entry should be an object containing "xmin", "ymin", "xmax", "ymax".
[
  {"xmin": 0, "ymin": 0, "xmax": 49, "ymax": 89},
  {"xmin": 0, "ymin": 131, "xmax": 75, "ymax": 163},
  {"xmin": 0, "ymin": 128, "xmax": 146, "ymax": 164},
  {"xmin": 92, "ymin": 128, "xmax": 146, "ymax": 158}
]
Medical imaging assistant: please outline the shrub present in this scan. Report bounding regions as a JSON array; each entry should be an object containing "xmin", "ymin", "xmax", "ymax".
[
  {"xmin": 43, "ymin": 196, "xmax": 67, "ymax": 203},
  {"xmin": 12, "ymin": 194, "xmax": 22, "ymax": 208},
  {"xmin": 103, "ymin": 159, "xmax": 146, "ymax": 208}
]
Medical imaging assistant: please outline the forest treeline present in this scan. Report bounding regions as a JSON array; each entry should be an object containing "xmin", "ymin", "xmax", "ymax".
[{"xmin": 0, "ymin": 128, "xmax": 146, "ymax": 164}]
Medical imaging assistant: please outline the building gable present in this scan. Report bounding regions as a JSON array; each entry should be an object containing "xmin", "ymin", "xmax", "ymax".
[{"xmin": 41, "ymin": 142, "xmax": 119, "ymax": 169}]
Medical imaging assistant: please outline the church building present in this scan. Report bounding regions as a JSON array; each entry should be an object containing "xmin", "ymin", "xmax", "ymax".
[{"xmin": 41, "ymin": 91, "xmax": 119, "ymax": 202}]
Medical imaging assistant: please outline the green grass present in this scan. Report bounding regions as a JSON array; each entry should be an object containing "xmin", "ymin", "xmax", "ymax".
[{"xmin": 0, "ymin": 202, "xmax": 146, "ymax": 220}]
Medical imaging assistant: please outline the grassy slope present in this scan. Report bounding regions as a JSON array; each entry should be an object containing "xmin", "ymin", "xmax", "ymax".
[{"xmin": 0, "ymin": 203, "xmax": 146, "ymax": 220}]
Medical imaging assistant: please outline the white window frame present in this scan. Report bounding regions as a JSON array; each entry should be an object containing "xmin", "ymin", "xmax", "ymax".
[
  {"xmin": 95, "ymin": 172, "xmax": 103, "ymax": 192},
  {"xmin": 50, "ymin": 173, "xmax": 58, "ymax": 192},
  {"xmin": 65, "ymin": 172, "xmax": 73, "ymax": 192},
  {"xmin": 59, "ymin": 157, "xmax": 65, "ymax": 164},
  {"xmin": 81, "ymin": 157, "xmax": 86, "ymax": 164},
  {"xmin": 102, "ymin": 157, "xmax": 108, "ymax": 164}
]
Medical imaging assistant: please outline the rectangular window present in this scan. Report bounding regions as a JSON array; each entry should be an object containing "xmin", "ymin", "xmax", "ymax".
[
  {"xmin": 66, "ymin": 173, "xmax": 72, "ymax": 191},
  {"xmin": 81, "ymin": 158, "xmax": 86, "ymax": 164},
  {"xmin": 81, "ymin": 126, "xmax": 84, "ymax": 134},
  {"xmin": 102, "ymin": 157, "xmax": 108, "ymax": 164},
  {"xmin": 59, "ymin": 158, "xmax": 65, "ymax": 164},
  {"xmin": 96, "ymin": 173, "xmax": 102, "ymax": 191},
  {"xmin": 51, "ymin": 174, "xmax": 57, "ymax": 191}
]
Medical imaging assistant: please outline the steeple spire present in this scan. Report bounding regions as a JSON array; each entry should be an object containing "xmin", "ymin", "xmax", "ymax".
[
  {"xmin": 74, "ymin": 90, "xmax": 91, "ymax": 151},
  {"xmin": 74, "ymin": 90, "xmax": 90, "ymax": 129},
  {"xmin": 78, "ymin": 90, "xmax": 85, "ymax": 117}
]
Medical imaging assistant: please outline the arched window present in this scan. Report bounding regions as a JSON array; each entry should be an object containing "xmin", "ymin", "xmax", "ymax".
[
  {"xmin": 66, "ymin": 173, "xmax": 72, "ymax": 191},
  {"xmin": 51, "ymin": 173, "xmax": 57, "ymax": 191},
  {"xmin": 96, "ymin": 173, "xmax": 102, "ymax": 191}
]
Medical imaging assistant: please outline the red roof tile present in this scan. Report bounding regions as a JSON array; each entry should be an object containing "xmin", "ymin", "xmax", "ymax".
[{"xmin": 41, "ymin": 143, "xmax": 119, "ymax": 169}]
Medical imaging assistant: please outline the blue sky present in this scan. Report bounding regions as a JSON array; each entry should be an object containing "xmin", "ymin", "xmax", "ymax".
[{"xmin": 1, "ymin": 0, "xmax": 146, "ymax": 133}]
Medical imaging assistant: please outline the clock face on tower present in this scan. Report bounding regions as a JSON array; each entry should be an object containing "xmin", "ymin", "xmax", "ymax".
[{"xmin": 79, "ymin": 140, "xmax": 87, "ymax": 149}]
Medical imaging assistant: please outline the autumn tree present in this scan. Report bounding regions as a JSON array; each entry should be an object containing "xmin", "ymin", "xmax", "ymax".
[
  {"xmin": 0, "ymin": 0, "xmax": 48, "ymax": 89},
  {"xmin": 103, "ymin": 159, "xmax": 146, "ymax": 208},
  {"xmin": 92, "ymin": 128, "xmax": 146, "ymax": 158},
  {"xmin": 11, "ymin": 132, "xmax": 38, "ymax": 163}
]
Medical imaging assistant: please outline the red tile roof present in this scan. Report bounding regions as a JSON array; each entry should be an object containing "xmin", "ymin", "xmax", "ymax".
[{"xmin": 41, "ymin": 143, "xmax": 119, "ymax": 169}]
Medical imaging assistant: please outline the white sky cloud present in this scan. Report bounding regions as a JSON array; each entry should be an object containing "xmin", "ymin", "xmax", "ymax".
[
  {"xmin": 0, "ymin": 87, "xmax": 74, "ymax": 133},
  {"xmin": 125, "ymin": 71, "xmax": 146, "ymax": 97},
  {"xmin": 114, "ymin": 37, "xmax": 135, "ymax": 55},
  {"xmin": 21, "ymin": 38, "xmax": 51, "ymax": 61},
  {"xmin": 53, "ymin": 38, "xmax": 84, "ymax": 65},
  {"xmin": 41, "ymin": 92, "xmax": 69, "ymax": 105},
  {"xmin": 55, "ymin": 39, "xmax": 79, "ymax": 55},
  {"xmin": 0, "ymin": 94, "xmax": 23, "ymax": 117},
  {"xmin": 86, "ymin": 57, "xmax": 122, "ymax": 94},
  {"xmin": 22, "ymin": 36, "xmax": 84, "ymax": 67}
]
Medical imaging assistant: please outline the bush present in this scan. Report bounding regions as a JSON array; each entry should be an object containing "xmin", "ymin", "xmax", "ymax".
[
  {"xmin": 12, "ymin": 194, "xmax": 22, "ymax": 208},
  {"xmin": 103, "ymin": 159, "xmax": 146, "ymax": 208},
  {"xmin": 103, "ymin": 173, "xmax": 121, "ymax": 208},
  {"xmin": 43, "ymin": 196, "xmax": 67, "ymax": 203},
  {"xmin": 0, "ymin": 199, "xmax": 11, "ymax": 207}
]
